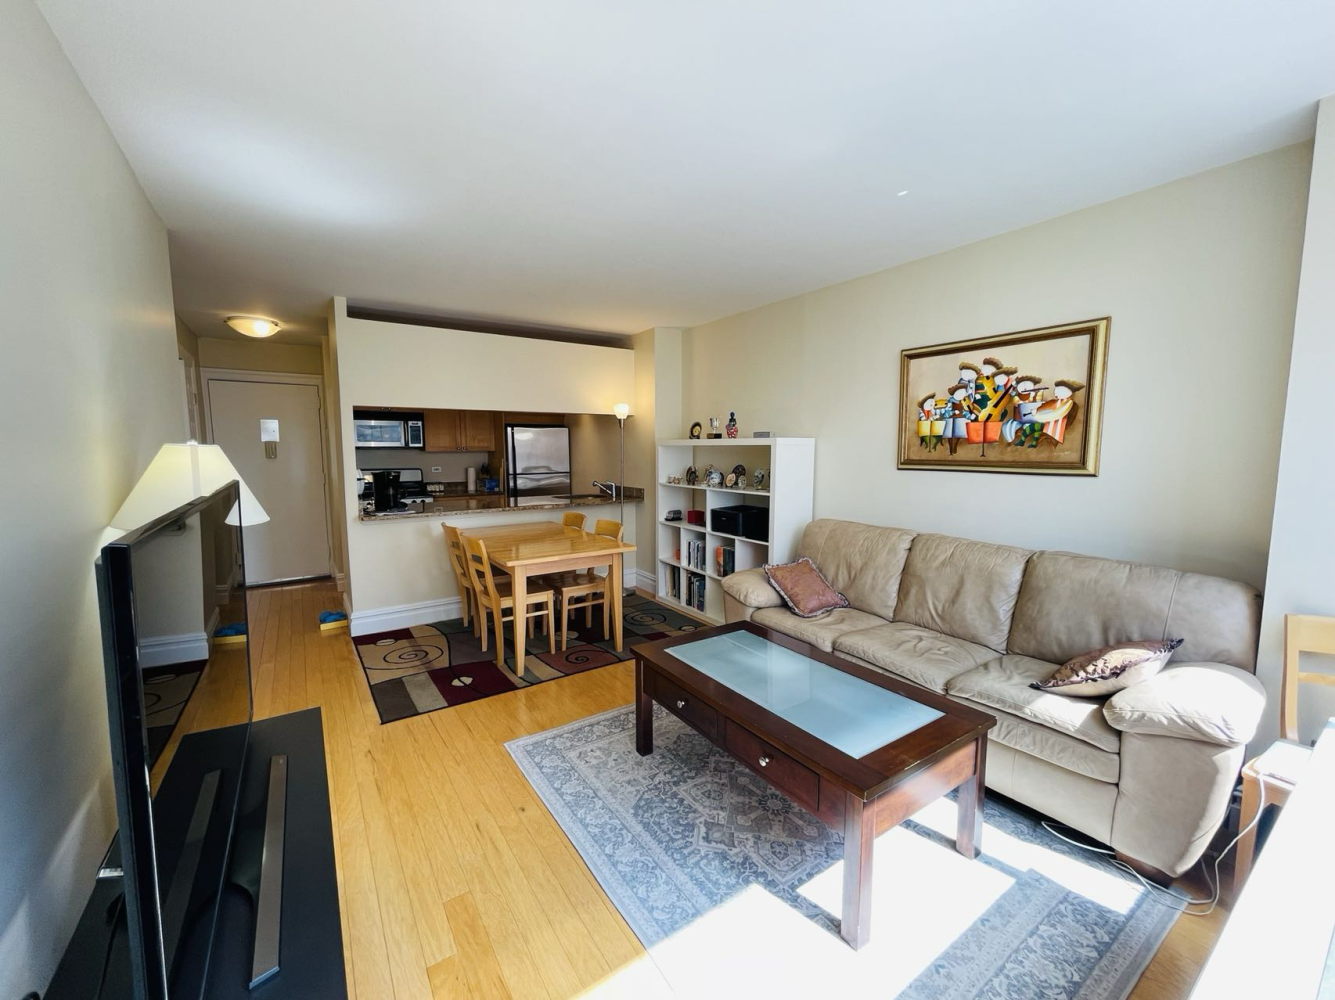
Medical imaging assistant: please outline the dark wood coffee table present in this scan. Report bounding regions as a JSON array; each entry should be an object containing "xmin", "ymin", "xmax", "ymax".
[{"xmin": 632, "ymin": 620, "xmax": 995, "ymax": 949}]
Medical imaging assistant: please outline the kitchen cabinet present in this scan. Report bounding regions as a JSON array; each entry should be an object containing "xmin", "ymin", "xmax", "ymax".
[
  {"xmin": 461, "ymin": 410, "xmax": 495, "ymax": 450},
  {"xmin": 423, "ymin": 409, "xmax": 496, "ymax": 452}
]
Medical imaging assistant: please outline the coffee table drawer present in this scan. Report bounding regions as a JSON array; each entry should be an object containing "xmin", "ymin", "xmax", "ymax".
[
  {"xmin": 724, "ymin": 719, "xmax": 820, "ymax": 813},
  {"xmin": 654, "ymin": 672, "xmax": 718, "ymax": 740}
]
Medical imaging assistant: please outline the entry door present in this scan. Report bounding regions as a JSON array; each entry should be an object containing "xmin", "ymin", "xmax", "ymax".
[{"xmin": 207, "ymin": 378, "xmax": 331, "ymax": 584}]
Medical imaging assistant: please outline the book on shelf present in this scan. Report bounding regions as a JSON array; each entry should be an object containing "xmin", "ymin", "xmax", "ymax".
[{"xmin": 716, "ymin": 545, "xmax": 735, "ymax": 577}]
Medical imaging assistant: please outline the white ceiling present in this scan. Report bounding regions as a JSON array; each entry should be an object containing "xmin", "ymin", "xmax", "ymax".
[{"xmin": 37, "ymin": 1, "xmax": 1335, "ymax": 343}]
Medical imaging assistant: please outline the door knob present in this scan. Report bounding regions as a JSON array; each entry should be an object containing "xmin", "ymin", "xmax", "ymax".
[
  {"xmin": 675, "ymin": 699, "xmax": 686, "ymax": 710},
  {"xmin": 758, "ymin": 755, "xmax": 770, "ymax": 768}
]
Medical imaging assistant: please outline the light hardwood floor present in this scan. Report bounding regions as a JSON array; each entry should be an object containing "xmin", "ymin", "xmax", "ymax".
[{"xmin": 225, "ymin": 578, "xmax": 1222, "ymax": 999}]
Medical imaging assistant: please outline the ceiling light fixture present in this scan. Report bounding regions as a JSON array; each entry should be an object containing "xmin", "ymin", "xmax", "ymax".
[
  {"xmin": 897, "ymin": 190, "xmax": 909, "ymax": 197},
  {"xmin": 225, "ymin": 315, "xmax": 281, "ymax": 338}
]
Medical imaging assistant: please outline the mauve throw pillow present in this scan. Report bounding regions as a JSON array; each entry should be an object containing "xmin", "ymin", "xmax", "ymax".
[
  {"xmin": 763, "ymin": 558, "xmax": 850, "ymax": 618},
  {"xmin": 1031, "ymin": 638, "xmax": 1184, "ymax": 698}
]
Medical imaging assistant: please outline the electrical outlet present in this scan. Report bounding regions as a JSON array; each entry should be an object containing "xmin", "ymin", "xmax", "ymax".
[{"xmin": 430, "ymin": 466, "xmax": 442, "ymax": 473}]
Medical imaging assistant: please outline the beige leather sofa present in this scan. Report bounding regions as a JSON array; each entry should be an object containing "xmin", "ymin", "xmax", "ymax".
[{"xmin": 721, "ymin": 519, "xmax": 1267, "ymax": 878}]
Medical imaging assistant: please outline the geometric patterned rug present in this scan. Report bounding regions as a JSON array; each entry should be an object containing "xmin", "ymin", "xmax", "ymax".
[
  {"xmin": 354, "ymin": 593, "xmax": 704, "ymax": 724},
  {"xmin": 508, "ymin": 706, "xmax": 1179, "ymax": 999}
]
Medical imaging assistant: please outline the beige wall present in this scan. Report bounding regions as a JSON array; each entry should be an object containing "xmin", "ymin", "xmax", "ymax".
[
  {"xmin": 681, "ymin": 144, "xmax": 1311, "ymax": 590},
  {"xmin": 0, "ymin": 0, "xmax": 184, "ymax": 992},
  {"xmin": 331, "ymin": 297, "xmax": 635, "ymax": 414},
  {"xmin": 1257, "ymin": 100, "xmax": 1335, "ymax": 746},
  {"xmin": 197, "ymin": 335, "xmax": 324, "ymax": 374},
  {"xmin": 626, "ymin": 327, "xmax": 682, "ymax": 577},
  {"xmin": 567, "ymin": 413, "xmax": 621, "ymax": 491}
]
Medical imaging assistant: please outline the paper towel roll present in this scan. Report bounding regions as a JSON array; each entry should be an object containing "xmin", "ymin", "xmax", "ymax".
[{"xmin": 466, "ymin": 467, "xmax": 477, "ymax": 494}]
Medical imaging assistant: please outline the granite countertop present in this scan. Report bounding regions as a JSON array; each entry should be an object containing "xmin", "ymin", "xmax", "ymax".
[{"xmin": 359, "ymin": 488, "xmax": 644, "ymax": 522}]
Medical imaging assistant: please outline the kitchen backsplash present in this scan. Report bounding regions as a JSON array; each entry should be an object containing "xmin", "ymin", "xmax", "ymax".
[{"xmin": 355, "ymin": 447, "xmax": 490, "ymax": 482}]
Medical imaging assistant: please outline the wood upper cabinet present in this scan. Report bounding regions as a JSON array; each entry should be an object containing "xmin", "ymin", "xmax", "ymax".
[
  {"xmin": 423, "ymin": 409, "xmax": 497, "ymax": 452},
  {"xmin": 461, "ymin": 410, "xmax": 495, "ymax": 451},
  {"xmin": 423, "ymin": 409, "xmax": 462, "ymax": 451}
]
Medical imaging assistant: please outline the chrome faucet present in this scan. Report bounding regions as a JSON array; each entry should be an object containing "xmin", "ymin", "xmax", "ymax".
[{"xmin": 592, "ymin": 480, "xmax": 618, "ymax": 499}]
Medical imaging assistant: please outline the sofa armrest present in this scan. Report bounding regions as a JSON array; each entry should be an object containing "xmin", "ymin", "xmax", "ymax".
[
  {"xmin": 720, "ymin": 567, "xmax": 782, "ymax": 623},
  {"xmin": 1103, "ymin": 662, "xmax": 1266, "ymax": 746}
]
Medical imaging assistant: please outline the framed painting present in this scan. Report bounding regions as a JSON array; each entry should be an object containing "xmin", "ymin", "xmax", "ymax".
[{"xmin": 898, "ymin": 318, "xmax": 1109, "ymax": 475}]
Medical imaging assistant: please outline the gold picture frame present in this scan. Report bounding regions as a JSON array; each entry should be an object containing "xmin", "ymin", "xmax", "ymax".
[{"xmin": 898, "ymin": 317, "xmax": 1109, "ymax": 476}]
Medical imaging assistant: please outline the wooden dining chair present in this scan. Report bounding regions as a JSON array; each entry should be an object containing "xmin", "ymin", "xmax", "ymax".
[
  {"xmin": 441, "ymin": 525, "xmax": 479, "ymax": 636},
  {"xmin": 562, "ymin": 511, "xmax": 587, "ymax": 530},
  {"xmin": 537, "ymin": 518, "xmax": 624, "ymax": 650},
  {"xmin": 462, "ymin": 534, "xmax": 556, "ymax": 668},
  {"xmin": 1233, "ymin": 613, "xmax": 1335, "ymax": 892}
]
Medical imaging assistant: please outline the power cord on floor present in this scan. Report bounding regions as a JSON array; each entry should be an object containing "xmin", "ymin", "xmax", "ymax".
[{"xmin": 1040, "ymin": 781, "xmax": 1266, "ymax": 917}]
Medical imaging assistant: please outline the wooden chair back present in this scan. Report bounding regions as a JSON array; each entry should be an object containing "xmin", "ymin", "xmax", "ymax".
[
  {"xmin": 442, "ymin": 525, "xmax": 471, "ymax": 591},
  {"xmin": 463, "ymin": 535, "xmax": 502, "ymax": 610},
  {"xmin": 1282, "ymin": 613, "xmax": 1335, "ymax": 741},
  {"xmin": 593, "ymin": 518, "xmax": 624, "ymax": 542},
  {"xmin": 562, "ymin": 511, "xmax": 587, "ymax": 530}
]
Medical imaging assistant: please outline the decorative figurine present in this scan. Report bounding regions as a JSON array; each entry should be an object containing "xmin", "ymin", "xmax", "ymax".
[
  {"xmin": 689, "ymin": 420, "xmax": 702, "ymax": 439},
  {"xmin": 726, "ymin": 412, "xmax": 738, "ymax": 438},
  {"xmin": 731, "ymin": 463, "xmax": 747, "ymax": 484},
  {"xmin": 706, "ymin": 465, "xmax": 724, "ymax": 488},
  {"xmin": 708, "ymin": 416, "xmax": 722, "ymax": 439},
  {"xmin": 685, "ymin": 465, "xmax": 698, "ymax": 485},
  {"xmin": 753, "ymin": 468, "xmax": 767, "ymax": 490}
]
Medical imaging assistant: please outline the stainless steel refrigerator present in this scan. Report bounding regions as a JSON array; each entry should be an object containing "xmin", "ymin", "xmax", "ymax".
[{"xmin": 505, "ymin": 424, "xmax": 572, "ymax": 497}]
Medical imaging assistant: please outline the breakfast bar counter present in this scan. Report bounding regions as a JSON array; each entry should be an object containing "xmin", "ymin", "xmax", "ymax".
[{"xmin": 359, "ymin": 489, "xmax": 643, "ymax": 522}]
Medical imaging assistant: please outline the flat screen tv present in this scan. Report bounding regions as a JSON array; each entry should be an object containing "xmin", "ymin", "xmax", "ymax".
[{"xmin": 95, "ymin": 482, "xmax": 253, "ymax": 999}]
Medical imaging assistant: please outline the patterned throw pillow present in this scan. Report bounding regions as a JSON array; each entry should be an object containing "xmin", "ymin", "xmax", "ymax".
[
  {"xmin": 1031, "ymin": 639, "xmax": 1184, "ymax": 698},
  {"xmin": 763, "ymin": 558, "xmax": 850, "ymax": 618}
]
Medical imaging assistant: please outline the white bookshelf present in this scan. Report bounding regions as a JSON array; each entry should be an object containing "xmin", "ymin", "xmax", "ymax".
[{"xmin": 655, "ymin": 436, "xmax": 815, "ymax": 624}]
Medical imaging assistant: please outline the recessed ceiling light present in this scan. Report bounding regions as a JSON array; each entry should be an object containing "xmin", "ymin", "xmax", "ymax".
[
  {"xmin": 897, "ymin": 190, "xmax": 909, "ymax": 197},
  {"xmin": 225, "ymin": 315, "xmax": 281, "ymax": 338}
]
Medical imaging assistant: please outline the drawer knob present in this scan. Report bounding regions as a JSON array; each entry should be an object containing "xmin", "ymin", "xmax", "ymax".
[
  {"xmin": 758, "ymin": 755, "xmax": 771, "ymax": 768},
  {"xmin": 675, "ymin": 699, "xmax": 686, "ymax": 710}
]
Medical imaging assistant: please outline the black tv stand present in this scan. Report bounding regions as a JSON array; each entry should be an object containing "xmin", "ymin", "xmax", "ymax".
[{"xmin": 46, "ymin": 709, "xmax": 345, "ymax": 999}]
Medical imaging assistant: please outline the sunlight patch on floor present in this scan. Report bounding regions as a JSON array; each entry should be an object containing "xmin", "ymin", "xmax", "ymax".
[
  {"xmin": 910, "ymin": 797, "xmax": 1140, "ymax": 914},
  {"xmin": 643, "ymin": 820, "xmax": 1014, "ymax": 995}
]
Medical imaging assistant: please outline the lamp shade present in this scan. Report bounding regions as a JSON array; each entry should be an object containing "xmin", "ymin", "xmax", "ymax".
[
  {"xmin": 612, "ymin": 402, "xmax": 631, "ymax": 421},
  {"xmin": 110, "ymin": 442, "xmax": 270, "ymax": 530}
]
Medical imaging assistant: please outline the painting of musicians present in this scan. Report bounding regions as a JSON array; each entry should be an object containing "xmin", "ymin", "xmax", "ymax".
[{"xmin": 898, "ymin": 318, "xmax": 1109, "ymax": 475}]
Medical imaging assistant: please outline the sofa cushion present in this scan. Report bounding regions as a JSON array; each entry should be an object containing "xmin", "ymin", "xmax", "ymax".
[
  {"xmin": 1165, "ymin": 573, "xmax": 1263, "ymax": 673},
  {"xmin": 751, "ymin": 606, "xmax": 888, "ymax": 652},
  {"xmin": 955, "ymin": 698, "xmax": 1120, "ymax": 783},
  {"xmin": 833, "ymin": 622, "xmax": 996, "ymax": 694},
  {"xmin": 892, "ymin": 534, "xmax": 1033, "ymax": 652},
  {"xmin": 796, "ymin": 520, "xmax": 916, "ymax": 621},
  {"xmin": 1103, "ymin": 662, "xmax": 1267, "ymax": 746},
  {"xmin": 1007, "ymin": 550, "xmax": 1261, "ymax": 672},
  {"xmin": 947, "ymin": 655, "xmax": 1121, "ymax": 753},
  {"xmin": 720, "ymin": 567, "xmax": 783, "ymax": 611}
]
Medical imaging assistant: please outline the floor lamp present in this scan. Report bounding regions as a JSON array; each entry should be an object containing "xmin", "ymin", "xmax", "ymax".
[{"xmin": 613, "ymin": 403, "xmax": 630, "ymax": 592}]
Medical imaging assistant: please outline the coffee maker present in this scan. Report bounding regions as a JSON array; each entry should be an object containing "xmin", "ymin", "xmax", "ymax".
[{"xmin": 370, "ymin": 469, "xmax": 404, "ymax": 512}]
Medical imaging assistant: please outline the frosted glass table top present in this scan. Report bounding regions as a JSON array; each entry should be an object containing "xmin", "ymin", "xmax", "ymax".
[{"xmin": 666, "ymin": 630, "xmax": 943, "ymax": 760}]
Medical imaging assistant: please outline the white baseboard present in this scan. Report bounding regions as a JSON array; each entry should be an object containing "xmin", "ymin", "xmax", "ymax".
[
  {"xmin": 636, "ymin": 568, "xmax": 657, "ymax": 592},
  {"xmin": 351, "ymin": 596, "xmax": 464, "ymax": 636},
  {"xmin": 138, "ymin": 630, "xmax": 210, "ymax": 668}
]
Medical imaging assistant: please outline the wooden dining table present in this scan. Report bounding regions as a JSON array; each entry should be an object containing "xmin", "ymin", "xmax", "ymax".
[{"xmin": 455, "ymin": 520, "xmax": 637, "ymax": 670}]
